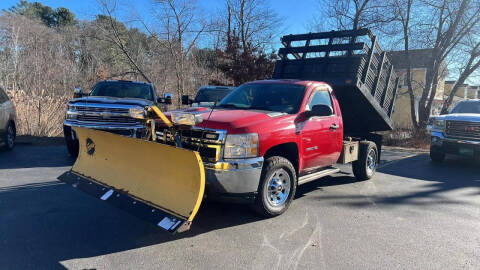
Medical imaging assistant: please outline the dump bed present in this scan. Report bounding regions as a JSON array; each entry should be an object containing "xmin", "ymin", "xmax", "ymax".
[{"xmin": 273, "ymin": 29, "xmax": 399, "ymax": 133}]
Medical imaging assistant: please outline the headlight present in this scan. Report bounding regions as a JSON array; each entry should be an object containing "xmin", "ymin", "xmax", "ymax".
[
  {"xmin": 171, "ymin": 112, "xmax": 203, "ymax": 126},
  {"xmin": 129, "ymin": 107, "xmax": 146, "ymax": 119},
  {"xmin": 66, "ymin": 105, "xmax": 78, "ymax": 119},
  {"xmin": 224, "ymin": 133, "xmax": 259, "ymax": 159},
  {"xmin": 432, "ymin": 119, "xmax": 445, "ymax": 131}
]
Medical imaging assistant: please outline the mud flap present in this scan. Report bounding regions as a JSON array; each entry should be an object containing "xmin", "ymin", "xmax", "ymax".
[{"xmin": 58, "ymin": 127, "xmax": 205, "ymax": 233}]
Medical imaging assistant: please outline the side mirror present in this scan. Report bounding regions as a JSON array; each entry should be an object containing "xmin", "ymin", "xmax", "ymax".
[
  {"xmin": 182, "ymin": 95, "xmax": 192, "ymax": 105},
  {"xmin": 157, "ymin": 93, "xmax": 173, "ymax": 104},
  {"xmin": 164, "ymin": 93, "xmax": 172, "ymax": 105},
  {"xmin": 73, "ymin": 87, "xmax": 84, "ymax": 99},
  {"xmin": 306, "ymin": 104, "xmax": 333, "ymax": 118}
]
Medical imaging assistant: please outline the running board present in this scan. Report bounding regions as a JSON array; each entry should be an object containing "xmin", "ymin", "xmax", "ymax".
[{"xmin": 298, "ymin": 167, "xmax": 341, "ymax": 185}]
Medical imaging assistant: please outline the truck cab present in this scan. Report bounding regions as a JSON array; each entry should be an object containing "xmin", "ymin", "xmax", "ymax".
[{"xmin": 64, "ymin": 80, "xmax": 170, "ymax": 157}]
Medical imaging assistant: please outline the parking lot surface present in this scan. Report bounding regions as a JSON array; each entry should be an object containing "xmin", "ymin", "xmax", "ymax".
[{"xmin": 0, "ymin": 145, "xmax": 479, "ymax": 270}]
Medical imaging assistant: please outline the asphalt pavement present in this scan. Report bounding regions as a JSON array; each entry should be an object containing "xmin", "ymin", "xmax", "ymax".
[{"xmin": 0, "ymin": 145, "xmax": 479, "ymax": 270}]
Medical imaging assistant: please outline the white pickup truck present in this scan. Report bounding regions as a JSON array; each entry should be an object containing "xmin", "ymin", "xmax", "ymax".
[
  {"xmin": 64, "ymin": 80, "xmax": 171, "ymax": 157},
  {"xmin": 430, "ymin": 99, "xmax": 480, "ymax": 162}
]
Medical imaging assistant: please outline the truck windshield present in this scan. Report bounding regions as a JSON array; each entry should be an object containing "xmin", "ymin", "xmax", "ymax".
[
  {"xmin": 451, "ymin": 102, "xmax": 480, "ymax": 114},
  {"xmin": 218, "ymin": 83, "xmax": 306, "ymax": 114},
  {"xmin": 194, "ymin": 88, "xmax": 233, "ymax": 103},
  {"xmin": 90, "ymin": 82, "xmax": 153, "ymax": 101}
]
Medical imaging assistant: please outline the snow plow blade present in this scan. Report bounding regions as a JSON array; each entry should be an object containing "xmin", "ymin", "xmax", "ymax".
[{"xmin": 58, "ymin": 127, "xmax": 205, "ymax": 233}]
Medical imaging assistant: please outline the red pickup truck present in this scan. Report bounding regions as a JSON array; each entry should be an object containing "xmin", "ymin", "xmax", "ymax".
[
  {"xmin": 158, "ymin": 29, "xmax": 399, "ymax": 217},
  {"xmin": 162, "ymin": 79, "xmax": 383, "ymax": 216}
]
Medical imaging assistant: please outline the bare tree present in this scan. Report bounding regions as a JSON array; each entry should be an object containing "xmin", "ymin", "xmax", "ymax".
[
  {"xmin": 441, "ymin": 26, "xmax": 480, "ymax": 113},
  {"xmin": 393, "ymin": 0, "xmax": 419, "ymax": 129},
  {"xmin": 383, "ymin": 0, "xmax": 480, "ymax": 130},
  {"xmin": 139, "ymin": 0, "xmax": 207, "ymax": 105},
  {"xmin": 410, "ymin": 0, "xmax": 480, "ymax": 128},
  {"xmin": 97, "ymin": 0, "xmax": 152, "ymax": 82},
  {"xmin": 226, "ymin": 0, "xmax": 281, "ymax": 50},
  {"xmin": 317, "ymin": 0, "xmax": 396, "ymax": 31}
]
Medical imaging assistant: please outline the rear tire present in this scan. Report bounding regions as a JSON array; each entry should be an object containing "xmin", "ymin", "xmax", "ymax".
[
  {"xmin": 352, "ymin": 141, "xmax": 378, "ymax": 181},
  {"xmin": 252, "ymin": 156, "xmax": 297, "ymax": 217},
  {"xmin": 429, "ymin": 149, "xmax": 445, "ymax": 163},
  {"xmin": 1, "ymin": 122, "xmax": 16, "ymax": 151}
]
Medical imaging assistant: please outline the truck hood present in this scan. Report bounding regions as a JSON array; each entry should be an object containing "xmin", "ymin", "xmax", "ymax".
[
  {"xmin": 169, "ymin": 108, "xmax": 290, "ymax": 132},
  {"xmin": 437, "ymin": 113, "xmax": 480, "ymax": 122},
  {"xmin": 69, "ymin": 96, "xmax": 153, "ymax": 107}
]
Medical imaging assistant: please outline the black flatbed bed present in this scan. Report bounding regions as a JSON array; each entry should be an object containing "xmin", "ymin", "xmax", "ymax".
[{"xmin": 273, "ymin": 29, "xmax": 399, "ymax": 134}]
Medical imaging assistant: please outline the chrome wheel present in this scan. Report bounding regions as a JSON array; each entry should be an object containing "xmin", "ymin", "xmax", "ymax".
[
  {"xmin": 366, "ymin": 148, "xmax": 377, "ymax": 174},
  {"xmin": 7, "ymin": 125, "xmax": 14, "ymax": 148},
  {"xmin": 266, "ymin": 168, "xmax": 291, "ymax": 206}
]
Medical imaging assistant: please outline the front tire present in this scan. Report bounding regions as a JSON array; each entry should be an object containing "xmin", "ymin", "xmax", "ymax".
[
  {"xmin": 64, "ymin": 126, "xmax": 78, "ymax": 158},
  {"xmin": 66, "ymin": 138, "xmax": 79, "ymax": 158},
  {"xmin": 2, "ymin": 122, "xmax": 16, "ymax": 151},
  {"xmin": 352, "ymin": 141, "xmax": 378, "ymax": 181},
  {"xmin": 252, "ymin": 156, "xmax": 297, "ymax": 217}
]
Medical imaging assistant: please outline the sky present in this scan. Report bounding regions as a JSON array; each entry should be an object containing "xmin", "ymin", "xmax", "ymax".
[{"xmin": 0, "ymin": 0, "xmax": 320, "ymax": 49}]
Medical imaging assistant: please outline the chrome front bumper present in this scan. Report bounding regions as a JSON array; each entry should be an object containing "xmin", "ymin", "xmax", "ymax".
[
  {"xmin": 431, "ymin": 131, "xmax": 480, "ymax": 157},
  {"xmin": 64, "ymin": 120, "xmax": 146, "ymax": 139},
  {"xmin": 64, "ymin": 120, "xmax": 145, "ymax": 131},
  {"xmin": 203, "ymin": 157, "xmax": 264, "ymax": 196},
  {"xmin": 431, "ymin": 131, "xmax": 480, "ymax": 146}
]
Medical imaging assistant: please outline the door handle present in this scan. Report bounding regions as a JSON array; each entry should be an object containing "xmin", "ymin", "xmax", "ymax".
[{"xmin": 330, "ymin": 123, "xmax": 339, "ymax": 130}]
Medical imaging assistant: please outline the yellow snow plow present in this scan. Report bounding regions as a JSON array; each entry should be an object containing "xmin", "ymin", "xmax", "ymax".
[{"xmin": 58, "ymin": 106, "xmax": 205, "ymax": 233}]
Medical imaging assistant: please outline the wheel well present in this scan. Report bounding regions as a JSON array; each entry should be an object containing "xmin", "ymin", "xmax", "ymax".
[{"xmin": 264, "ymin": 143, "xmax": 299, "ymax": 173}]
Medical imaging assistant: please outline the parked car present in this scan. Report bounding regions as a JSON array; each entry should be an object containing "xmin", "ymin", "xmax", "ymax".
[
  {"xmin": 181, "ymin": 86, "xmax": 235, "ymax": 108},
  {"xmin": 0, "ymin": 86, "xmax": 16, "ymax": 151},
  {"xmin": 64, "ymin": 80, "xmax": 171, "ymax": 157},
  {"xmin": 430, "ymin": 99, "xmax": 480, "ymax": 162}
]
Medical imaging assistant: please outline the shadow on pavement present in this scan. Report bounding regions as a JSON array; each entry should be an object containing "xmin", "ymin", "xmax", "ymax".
[
  {"xmin": 295, "ymin": 172, "xmax": 367, "ymax": 199},
  {"xmin": 3, "ymin": 145, "xmax": 479, "ymax": 268},
  {"xmin": 0, "ymin": 181, "xmax": 262, "ymax": 269},
  {"xmin": 0, "ymin": 145, "xmax": 74, "ymax": 169},
  {"xmin": 379, "ymin": 154, "xmax": 480, "ymax": 182},
  {"xmin": 301, "ymin": 154, "xmax": 480, "ymax": 208}
]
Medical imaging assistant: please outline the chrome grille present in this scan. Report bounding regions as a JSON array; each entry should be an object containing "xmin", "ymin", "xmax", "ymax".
[
  {"xmin": 69, "ymin": 103, "xmax": 141, "ymax": 125},
  {"xmin": 75, "ymin": 106, "xmax": 129, "ymax": 114},
  {"xmin": 156, "ymin": 128, "xmax": 225, "ymax": 162},
  {"xmin": 77, "ymin": 115, "xmax": 138, "ymax": 124},
  {"xmin": 446, "ymin": 121, "xmax": 480, "ymax": 140}
]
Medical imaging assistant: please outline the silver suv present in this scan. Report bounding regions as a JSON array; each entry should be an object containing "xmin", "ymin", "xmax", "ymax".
[{"xmin": 0, "ymin": 86, "xmax": 16, "ymax": 151}]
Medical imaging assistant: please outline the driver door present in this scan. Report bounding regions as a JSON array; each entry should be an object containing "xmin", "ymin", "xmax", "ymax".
[{"xmin": 300, "ymin": 87, "xmax": 341, "ymax": 170}]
